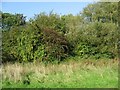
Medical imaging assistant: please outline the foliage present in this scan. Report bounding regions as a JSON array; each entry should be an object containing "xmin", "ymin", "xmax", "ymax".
[
  {"xmin": 29, "ymin": 13, "xmax": 71, "ymax": 62},
  {"xmin": 2, "ymin": 12, "xmax": 71, "ymax": 62},
  {"xmin": 82, "ymin": 2, "xmax": 118, "ymax": 24},
  {"xmin": 2, "ymin": 26, "xmax": 21, "ymax": 62},
  {"xmin": 74, "ymin": 22, "xmax": 118, "ymax": 59},
  {"xmin": 2, "ymin": 2, "xmax": 119, "ymax": 63},
  {"xmin": 42, "ymin": 28, "xmax": 70, "ymax": 61},
  {"xmin": 32, "ymin": 11, "xmax": 68, "ymax": 34},
  {"xmin": 2, "ymin": 12, "xmax": 26, "ymax": 30},
  {"xmin": 69, "ymin": 2, "xmax": 118, "ymax": 59}
]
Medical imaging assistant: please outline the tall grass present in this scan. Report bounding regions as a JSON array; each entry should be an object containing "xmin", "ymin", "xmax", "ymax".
[{"xmin": 2, "ymin": 58, "xmax": 118, "ymax": 88}]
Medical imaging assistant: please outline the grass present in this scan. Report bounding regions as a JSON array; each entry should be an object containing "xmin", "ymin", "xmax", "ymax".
[{"xmin": 2, "ymin": 58, "xmax": 118, "ymax": 88}]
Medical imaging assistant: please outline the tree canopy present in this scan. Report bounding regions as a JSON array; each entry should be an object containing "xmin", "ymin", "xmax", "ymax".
[{"xmin": 2, "ymin": 2, "xmax": 119, "ymax": 63}]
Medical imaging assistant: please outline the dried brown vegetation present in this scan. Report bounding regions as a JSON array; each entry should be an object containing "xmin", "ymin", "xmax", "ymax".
[{"xmin": 2, "ymin": 59, "xmax": 118, "ymax": 83}]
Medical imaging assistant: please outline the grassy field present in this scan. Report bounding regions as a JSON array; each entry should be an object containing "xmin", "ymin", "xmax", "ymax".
[{"xmin": 2, "ymin": 58, "xmax": 118, "ymax": 88}]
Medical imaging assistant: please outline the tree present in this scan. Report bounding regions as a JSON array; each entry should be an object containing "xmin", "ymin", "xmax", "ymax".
[
  {"xmin": 2, "ymin": 12, "xmax": 71, "ymax": 62},
  {"xmin": 2, "ymin": 12, "xmax": 26, "ymax": 30},
  {"xmin": 82, "ymin": 2, "xmax": 118, "ymax": 24},
  {"xmin": 2, "ymin": 12, "xmax": 26, "ymax": 62},
  {"xmin": 71, "ymin": 2, "xmax": 118, "ymax": 59}
]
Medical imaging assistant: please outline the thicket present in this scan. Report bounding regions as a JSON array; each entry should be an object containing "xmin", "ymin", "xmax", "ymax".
[{"xmin": 2, "ymin": 2, "xmax": 119, "ymax": 63}]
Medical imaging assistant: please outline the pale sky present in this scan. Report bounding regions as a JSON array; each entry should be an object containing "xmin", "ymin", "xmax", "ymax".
[{"xmin": 2, "ymin": 2, "xmax": 92, "ymax": 21}]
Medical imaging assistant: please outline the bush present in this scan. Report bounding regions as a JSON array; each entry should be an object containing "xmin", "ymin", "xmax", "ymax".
[
  {"xmin": 74, "ymin": 22, "xmax": 118, "ymax": 59},
  {"xmin": 2, "ymin": 13, "xmax": 71, "ymax": 62},
  {"xmin": 42, "ymin": 28, "xmax": 70, "ymax": 61},
  {"xmin": 2, "ymin": 3, "xmax": 118, "ymax": 63}
]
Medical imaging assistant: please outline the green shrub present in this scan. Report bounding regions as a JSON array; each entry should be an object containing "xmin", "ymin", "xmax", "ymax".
[
  {"xmin": 2, "ymin": 2, "xmax": 118, "ymax": 62},
  {"xmin": 73, "ymin": 22, "xmax": 118, "ymax": 59}
]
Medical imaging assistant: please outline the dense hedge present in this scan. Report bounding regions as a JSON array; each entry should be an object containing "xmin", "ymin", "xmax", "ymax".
[
  {"xmin": 2, "ymin": 2, "xmax": 118, "ymax": 63},
  {"xmin": 2, "ymin": 13, "xmax": 71, "ymax": 62}
]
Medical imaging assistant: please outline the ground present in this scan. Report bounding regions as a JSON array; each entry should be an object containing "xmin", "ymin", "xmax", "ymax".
[{"xmin": 2, "ymin": 58, "xmax": 118, "ymax": 88}]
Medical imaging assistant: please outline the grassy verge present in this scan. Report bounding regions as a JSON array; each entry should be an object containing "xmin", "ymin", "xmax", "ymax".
[{"xmin": 2, "ymin": 58, "xmax": 118, "ymax": 88}]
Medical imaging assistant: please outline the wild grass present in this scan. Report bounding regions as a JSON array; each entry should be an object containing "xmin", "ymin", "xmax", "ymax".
[{"xmin": 2, "ymin": 58, "xmax": 118, "ymax": 88}]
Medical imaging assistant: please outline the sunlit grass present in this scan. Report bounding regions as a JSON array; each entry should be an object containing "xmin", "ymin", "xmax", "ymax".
[{"xmin": 2, "ymin": 58, "xmax": 118, "ymax": 88}]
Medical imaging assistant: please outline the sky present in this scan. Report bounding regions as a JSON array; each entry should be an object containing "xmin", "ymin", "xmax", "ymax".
[{"xmin": 2, "ymin": 2, "xmax": 92, "ymax": 21}]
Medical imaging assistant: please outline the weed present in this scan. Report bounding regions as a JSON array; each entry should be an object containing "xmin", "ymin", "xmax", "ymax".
[{"xmin": 2, "ymin": 58, "xmax": 118, "ymax": 88}]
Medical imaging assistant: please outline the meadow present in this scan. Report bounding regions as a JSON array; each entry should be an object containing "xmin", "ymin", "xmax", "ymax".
[{"xmin": 2, "ymin": 58, "xmax": 118, "ymax": 88}]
